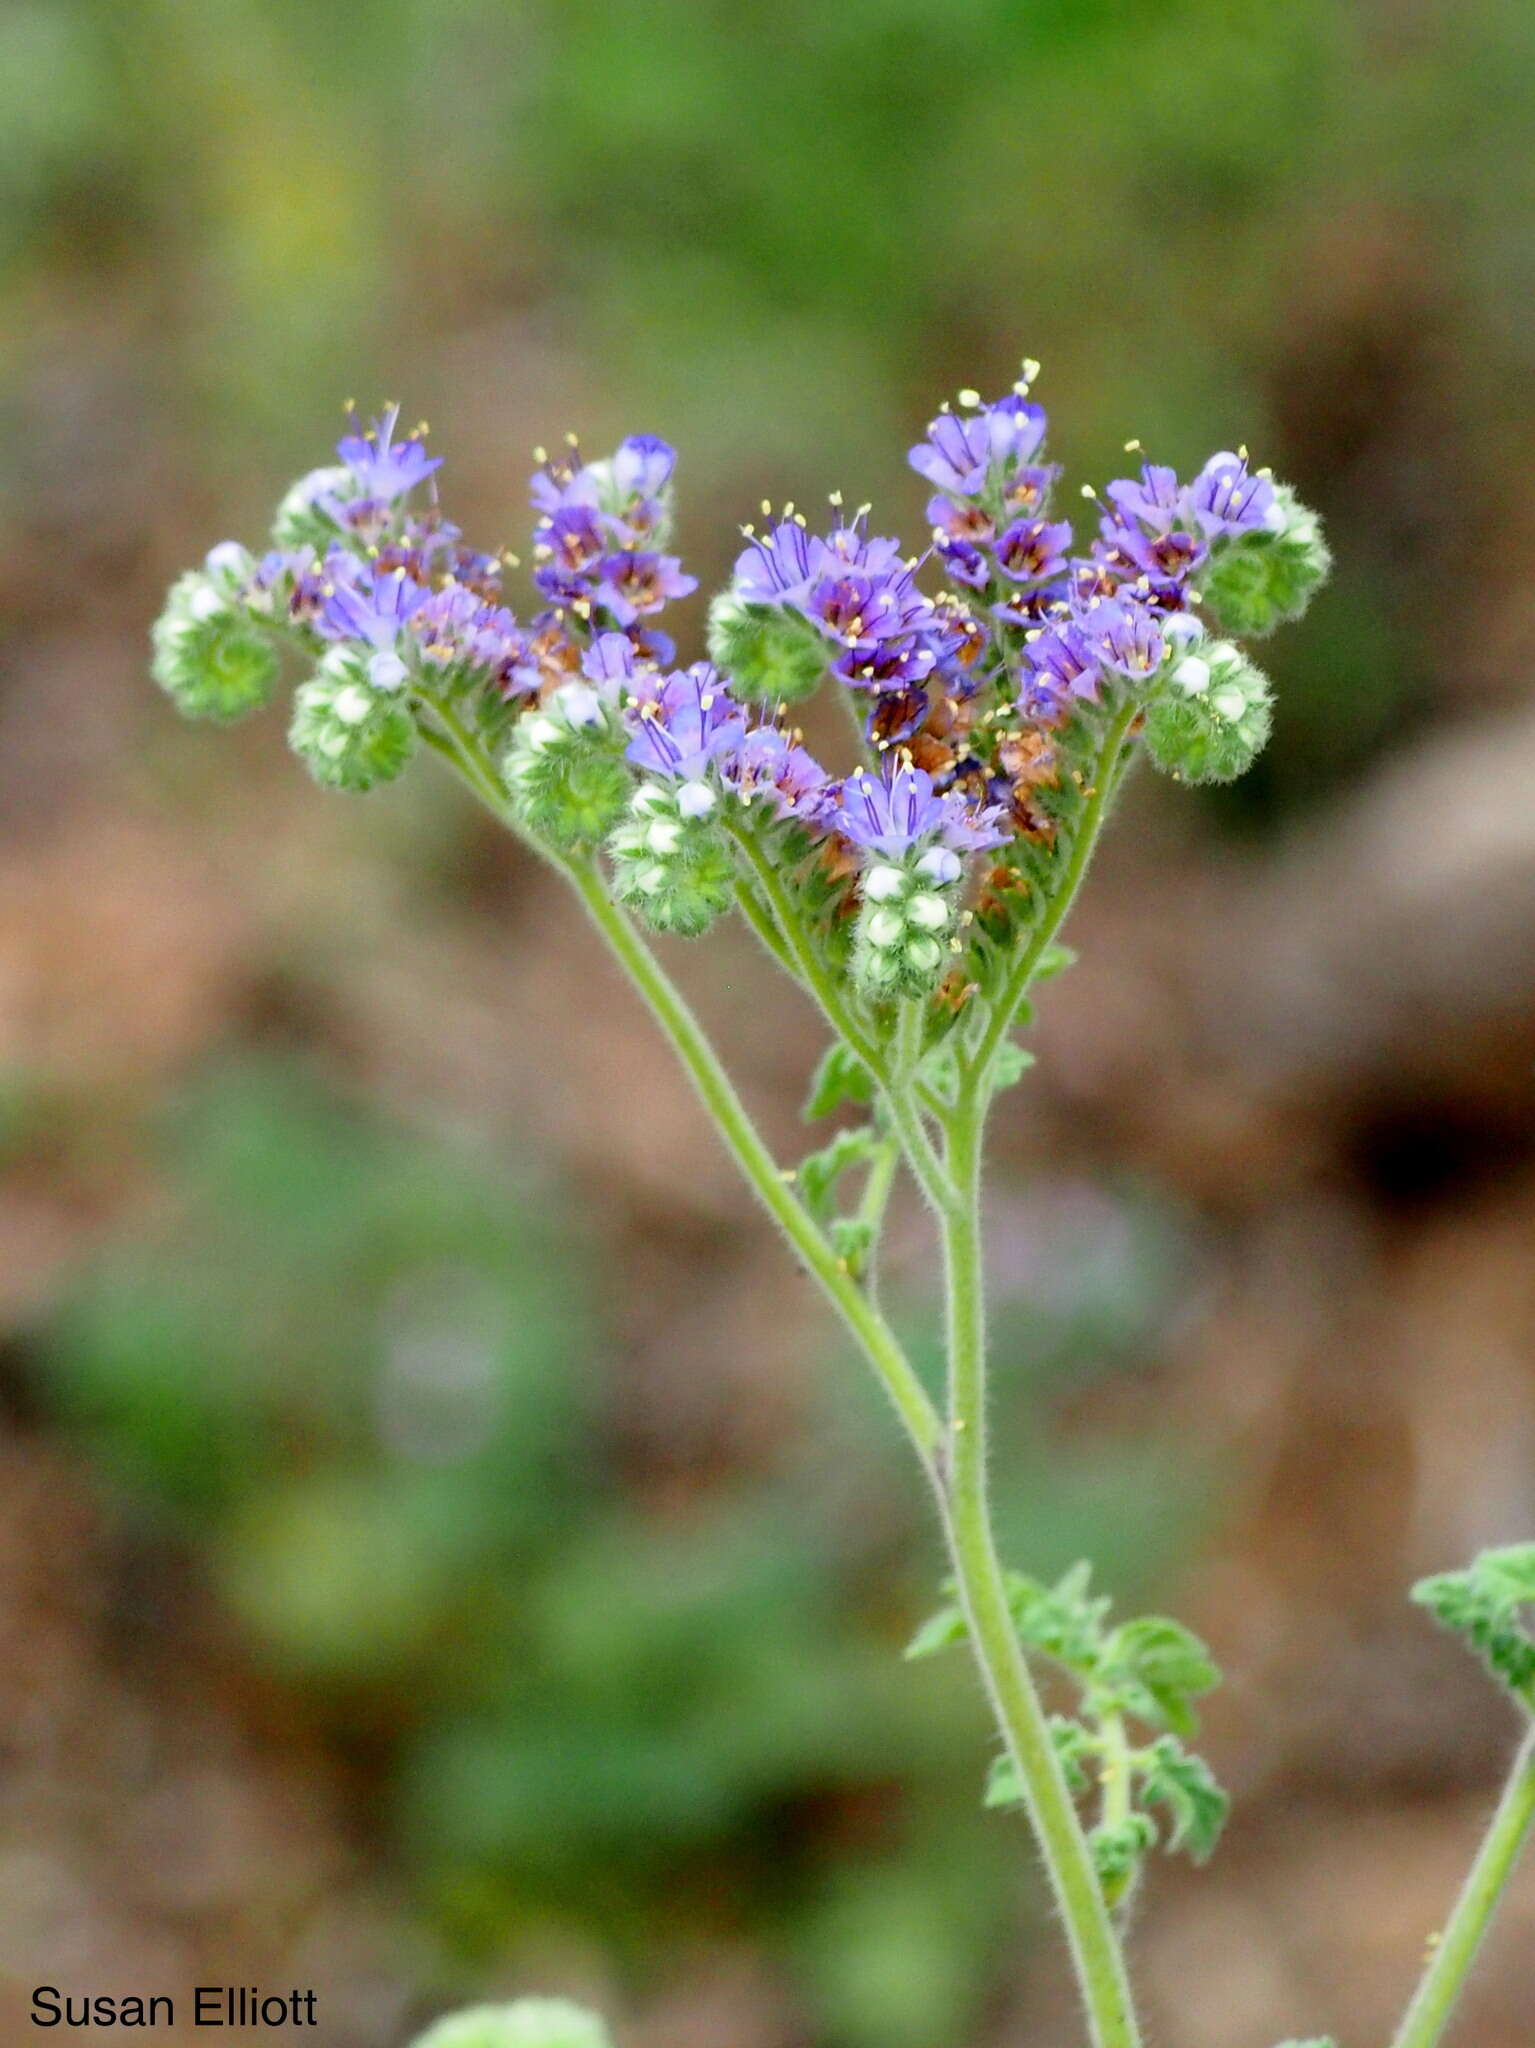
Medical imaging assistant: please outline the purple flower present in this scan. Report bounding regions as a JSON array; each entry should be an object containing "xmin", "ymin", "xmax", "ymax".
[
  {"xmin": 411, "ymin": 584, "xmax": 530, "ymax": 692},
  {"xmin": 611, "ymin": 434, "xmax": 676, "ymax": 500},
  {"xmin": 530, "ymin": 448, "xmax": 601, "ymax": 518},
  {"xmin": 318, "ymin": 559, "xmax": 430, "ymax": 650},
  {"xmin": 934, "ymin": 534, "xmax": 991, "ymax": 591},
  {"xmin": 733, "ymin": 521, "xmax": 816, "ymax": 604},
  {"xmin": 1105, "ymin": 462, "xmax": 1183, "ymax": 534},
  {"xmin": 336, "ymin": 405, "xmax": 442, "ymax": 502},
  {"xmin": 831, "ymin": 762, "xmax": 1011, "ymax": 857},
  {"xmin": 1002, "ymin": 463, "xmax": 1061, "ymax": 517},
  {"xmin": 831, "ymin": 763, "xmax": 952, "ymax": 855},
  {"xmin": 1186, "ymin": 450, "xmax": 1275, "ymax": 538},
  {"xmin": 1081, "ymin": 596, "xmax": 1165, "ymax": 678},
  {"xmin": 624, "ymin": 663, "xmax": 745, "ymax": 781},
  {"xmin": 806, "ymin": 567, "xmax": 934, "ymax": 655},
  {"xmin": 1015, "ymin": 619, "xmax": 1103, "ymax": 717},
  {"xmin": 725, "ymin": 725, "xmax": 832, "ymax": 823},
  {"xmin": 994, "ymin": 517, "xmax": 1072, "ymax": 585},
  {"xmin": 928, "ymin": 495, "xmax": 996, "ymax": 546},
  {"xmin": 908, "ymin": 395, "xmax": 1047, "ymax": 498},
  {"xmin": 596, "ymin": 551, "xmax": 698, "ymax": 626},
  {"xmin": 581, "ymin": 631, "xmax": 641, "ymax": 696}
]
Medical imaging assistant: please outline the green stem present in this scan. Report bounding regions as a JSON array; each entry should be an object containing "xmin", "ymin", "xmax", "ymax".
[
  {"xmin": 937, "ymin": 1088, "xmax": 1141, "ymax": 2048},
  {"xmin": 560, "ymin": 854, "xmax": 943, "ymax": 1469},
  {"xmin": 974, "ymin": 701, "xmax": 1138, "ymax": 1084},
  {"xmin": 1390, "ymin": 1722, "xmax": 1535, "ymax": 2048},
  {"xmin": 727, "ymin": 817, "xmax": 954, "ymax": 1212}
]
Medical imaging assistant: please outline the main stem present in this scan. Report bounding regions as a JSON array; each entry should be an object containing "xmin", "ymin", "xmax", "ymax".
[
  {"xmin": 936, "ymin": 1088, "xmax": 1141, "ymax": 2048},
  {"xmin": 1390, "ymin": 1721, "xmax": 1535, "ymax": 2048}
]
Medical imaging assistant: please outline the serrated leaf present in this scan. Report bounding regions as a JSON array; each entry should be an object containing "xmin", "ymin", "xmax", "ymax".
[
  {"xmin": 1048, "ymin": 1715, "xmax": 1095, "ymax": 1795},
  {"xmin": 904, "ymin": 1602, "xmax": 968, "ymax": 1661},
  {"xmin": 1005, "ymin": 1563, "xmax": 1111, "ymax": 1674},
  {"xmin": 1103, "ymin": 1615, "xmax": 1221, "ymax": 1736},
  {"xmin": 1139, "ymin": 1735, "xmax": 1228, "ymax": 1863},
  {"xmin": 797, "ymin": 1126, "xmax": 879, "ymax": 1220},
  {"xmin": 803, "ymin": 1042, "xmax": 874, "ymax": 1121},
  {"xmin": 1413, "ymin": 1546, "xmax": 1535, "ymax": 1705}
]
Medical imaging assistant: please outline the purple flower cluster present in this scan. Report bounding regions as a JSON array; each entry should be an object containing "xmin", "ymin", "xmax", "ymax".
[
  {"xmin": 731, "ymin": 512, "xmax": 980, "ymax": 756},
  {"xmin": 531, "ymin": 436, "xmax": 695, "ymax": 637},
  {"xmin": 1092, "ymin": 450, "xmax": 1275, "ymax": 608}
]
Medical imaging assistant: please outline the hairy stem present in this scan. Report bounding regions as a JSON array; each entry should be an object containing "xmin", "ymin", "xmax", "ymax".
[
  {"xmin": 1390, "ymin": 1721, "xmax": 1535, "ymax": 2048},
  {"xmin": 936, "ymin": 1087, "xmax": 1141, "ymax": 2048},
  {"xmin": 560, "ymin": 855, "xmax": 943, "ymax": 1468}
]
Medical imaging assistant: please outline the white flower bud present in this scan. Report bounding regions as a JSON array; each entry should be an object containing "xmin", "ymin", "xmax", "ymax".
[
  {"xmin": 368, "ymin": 649, "xmax": 409, "ymax": 691},
  {"xmin": 864, "ymin": 863, "xmax": 907, "ymax": 902},
  {"xmin": 1171, "ymin": 654, "xmax": 1211, "ymax": 697},
  {"xmin": 906, "ymin": 892, "xmax": 950, "ymax": 932},
  {"xmin": 866, "ymin": 907, "xmax": 905, "ymax": 949},
  {"xmin": 915, "ymin": 846, "xmax": 962, "ymax": 885},
  {"xmin": 676, "ymin": 779, "xmax": 717, "ymax": 819}
]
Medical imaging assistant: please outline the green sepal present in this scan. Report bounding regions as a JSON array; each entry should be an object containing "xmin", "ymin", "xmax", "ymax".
[
  {"xmin": 1412, "ymin": 1544, "xmax": 1535, "ymax": 1705},
  {"xmin": 151, "ymin": 573, "xmax": 280, "ymax": 723},
  {"xmin": 608, "ymin": 785, "xmax": 735, "ymax": 937},
  {"xmin": 707, "ymin": 592, "xmax": 828, "ymax": 705},
  {"xmin": 410, "ymin": 2000, "xmax": 613, "ymax": 2048},
  {"xmin": 505, "ymin": 695, "xmax": 632, "ymax": 851},
  {"xmin": 1142, "ymin": 644, "xmax": 1273, "ymax": 785},
  {"xmin": 1200, "ymin": 484, "xmax": 1331, "ymax": 639},
  {"xmin": 829, "ymin": 1215, "xmax": 877, "ymax": 1276},
  {"xmin": 1139, "ymin": 1734, "xmax": 1228, "ymax": 1862},
  {"xmin": 803, "ymin": 1041, "xmax": 875, "ymax": 1121},
  {"xmin": 271, "ymin": 465, "xmax": 354, "ymax": 549},
  {"xmin": 289, "ymin": 653, "xmax": 416, "ymax": 792}
]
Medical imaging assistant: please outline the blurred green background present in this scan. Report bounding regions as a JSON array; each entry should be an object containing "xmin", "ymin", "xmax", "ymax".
[{"xmin": 1, "ymin": 4, "xmax": 1533, "ymax": 2045}]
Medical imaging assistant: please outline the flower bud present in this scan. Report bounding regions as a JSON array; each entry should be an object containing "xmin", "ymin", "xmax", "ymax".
[
  {"xmin": 851, "ymin": 846, "xmax": 962, "ymax": 999},
  {"xmin": 1200, "ymin": 483, "xmax": 1330, "ymax": 638},
  {"xmin": 1142, "ymin": 643, "xmax": 1272, "ymax": 784},
  {"xmin": 410, "ymin": 2000, "xmax": 612, "ymax": 2048},
  {"xmin": 505, "ymin": 687, "xmax": 632, "ymax": 851},
  {"xmin": 151, "ymin": 571, "xmax": 279, "ymax": 722},
  {"xmin": 608, "ymin": 781, "xmax": 734, "ymax": 936},
  {"xmin": 289, "ymin": 647, "xmax": 416, "ymax": 791},
  {"xmin": 706, "ymin": 593, "xmax": 828, "ymax": 705}
]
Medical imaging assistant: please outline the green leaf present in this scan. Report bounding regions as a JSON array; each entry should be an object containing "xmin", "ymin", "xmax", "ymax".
[
  {"xmin": 803, "ymin": 1042, "xmax": 874, "ymax": 1121},
  {"xmin": 903, "ymin": 1601, "xmax": 968, "ymax": 1661},
  {"xmin": 992, "ymin": 1040, "xmax": 1037, "ymax": 1092},
  {"xmin": 1139, "ymin": 1735, "xmax": 1228, "ymax": 1863},
  {"xmin": 797, "ymin": 1126, "xmax": 879, "ymax": 1220},
  {"xmin": 829, "ymin": 1215, "xmax": 876, "ymax": 1276},
  {"xmin": 1005, "ymin": 1562, "xmax": 1112, "ymax": 1675},
  {"xmin": 1102, "ymin": 1615, "xmax": 1221, "ymax": 1737},
  {"xmin": 983, "ymin": 1752, "xmax": 1023, "ymax": 1810},
  {"xmin": 1088, "ymin": 1813, "xmax": 1157, "ymax": 1896},
  {"xmin": 1033, "ymin": 943, "xmax": 1078, "ymax": 982},
  {"xmin": 1413, "ymin": 1545, "xmax": 1535, "ymax": 1705}
]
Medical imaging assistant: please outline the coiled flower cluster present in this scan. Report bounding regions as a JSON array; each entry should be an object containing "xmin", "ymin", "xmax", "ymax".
[{"xmin": 151, "ymin": 368, "xmax": 1328, "ymax": 1010}]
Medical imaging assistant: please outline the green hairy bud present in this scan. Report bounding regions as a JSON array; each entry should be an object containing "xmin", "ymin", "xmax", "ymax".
[
  {"xmin": 609, "ymin": 780, "xmax": 734, "ymax": 936},
  {"xmin": 151, "ymin": 565, "xmax": 279, "ymax": 723},
  {"xmin": 289, "ymin": 646, "xmax": 416, "ymax": 792},
  {"xmin": 851, "ymin": 846, "xmax": 962, "ymax": 1000},
  {"xmin": 1142, "ymin": 641, "xmax": 1272, "ymax": 784},
  {"xmin": 410, "ymin": 1999, "xmax": 613, "ymax": 2048},
  {"xmin": 271, "ymin": 464, "xmax": 352, "ymax": 548},
  {"xmin": 506, "ymin": 687, "xmax": 632, "ymax": 850},
  {"xmin": 707, "ymin": 593, "xmax": 828, "ymax": 705},
  {"xmin": 1201, "ymin": 484, "xmax": 1331, "ymax": 639}
]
